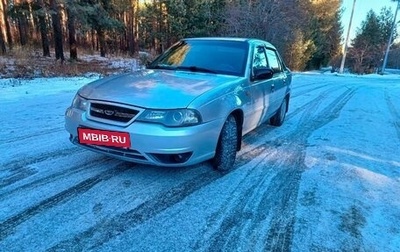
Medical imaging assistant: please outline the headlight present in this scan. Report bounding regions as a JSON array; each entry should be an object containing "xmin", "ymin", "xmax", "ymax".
[
  {"xmin": 136, "ymin": 109, "xmax": 202, "ymax": 127},
  {"xmin": 71, "ymin": 94, "xmax": 88, "ymax": 111}
]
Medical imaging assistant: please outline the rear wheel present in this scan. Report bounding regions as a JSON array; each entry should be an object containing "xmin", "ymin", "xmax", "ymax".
[
  {"xmin": 270, "ymin": 97, "xmax": 288, "ymax": 126},
  {"xmin": 212, "ymin": 115, "xmax": 238, "ymax": 171}
]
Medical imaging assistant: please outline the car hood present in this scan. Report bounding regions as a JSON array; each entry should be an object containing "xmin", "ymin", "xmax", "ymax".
[{"xmin": 78, "ymin": 69, "xmax": 238, "ymax": 109}]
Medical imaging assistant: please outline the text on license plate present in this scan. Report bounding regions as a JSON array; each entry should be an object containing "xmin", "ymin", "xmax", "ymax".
[{"xmin": 78, "ymin": 128, "xmax": 131, "ymax": 148}]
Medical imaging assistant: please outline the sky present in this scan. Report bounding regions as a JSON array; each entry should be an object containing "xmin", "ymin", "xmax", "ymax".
[{"xmin": 341, "ymin": 0, "xmax": 399, "ymax": 44}]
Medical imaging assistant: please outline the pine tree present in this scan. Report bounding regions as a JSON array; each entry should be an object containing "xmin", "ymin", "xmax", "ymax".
[
  {"xmin": 35, "ymin": 0, "xmax": 51, "ymax": 57},
  {"xmin": 349, "ymin": 8, "xmax": 397, "ymax": 73},
  {"xmin": 0, "ymin": 27, "xmax": 5, "ymax": 54},
  {"xmin": 1, "ymin": 0, "xmax": 13, "ymax": 50},
  {"xmin": 307, "ymin": 0, "xmax": 342, "ymax": 70},
  {"xmin": 66, "ymin": 0, "xmax": 78, "ymax": 60},
  {"xmin": 8, "ymin": 0, "xmax": 31, "ymax": 46},
  {"xmin": 79, "ymin": 0, "xmax": 124, "ymax": 57},
  {"xmin": 50, "ymin": 0, "xmax": 65, "ymax": 61},
  {"xmin": 0, "ymin": 0, "xmax": 7, "ymax": 53}
]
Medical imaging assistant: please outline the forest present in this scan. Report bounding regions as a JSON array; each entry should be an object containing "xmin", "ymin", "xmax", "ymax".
[{"xmin": 0, "ymin": 0, "xmax": 398, "ymax": 74}]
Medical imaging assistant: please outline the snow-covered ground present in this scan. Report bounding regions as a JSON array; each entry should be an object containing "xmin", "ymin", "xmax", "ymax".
[{"xmin": 0, "ymin": 72, "xmax": 399, "ymax": 251}]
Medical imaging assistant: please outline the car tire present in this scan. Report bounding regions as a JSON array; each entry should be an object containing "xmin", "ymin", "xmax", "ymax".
[
  {"xmin": 270, "ymin": 97, "xmax": 288, "ymax": 127},
  {"xmin": 212, "ymin": 115, "xmax": 238, "ymax": 171}
]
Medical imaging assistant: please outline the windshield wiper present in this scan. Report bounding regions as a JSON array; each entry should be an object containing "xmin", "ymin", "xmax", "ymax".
[{"xmin": 176, "ymin": 66, "xmax": 217, "ymax": 74}]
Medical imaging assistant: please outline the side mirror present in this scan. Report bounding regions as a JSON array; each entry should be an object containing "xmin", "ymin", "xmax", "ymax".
[
  {"xmin": 253, "ymin": 67, "xmax": 274, "ymax": 80},
  {"xmin": 145, "ymin": 60, "xmax": 152, "ymax": 68}
]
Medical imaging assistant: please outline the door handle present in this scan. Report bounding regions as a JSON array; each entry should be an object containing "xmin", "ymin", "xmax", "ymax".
[{"xmin": 271, "ymin": 84, "xmax": 275, "ymax": 92}]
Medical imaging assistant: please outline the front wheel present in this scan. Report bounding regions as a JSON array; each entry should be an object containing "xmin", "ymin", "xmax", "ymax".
[
  {"xmin": 212, "ymin": 115, "xmax": 238, "ymax": 171},
  {"xmin": 270, "ymin": 97, "xmax": 288, "ymax": 126}
]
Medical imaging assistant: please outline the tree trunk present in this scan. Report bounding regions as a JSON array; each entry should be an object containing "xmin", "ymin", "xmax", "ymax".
[
  {"xmin": 66, "ymin": 3, "xmax": 77, "ymax": 60},
  {"xmin": 98, "ymin": 28, "xmax": 106, "ymax": 57},
  {"xmin": 2, "ymin": 0, "xmax": 13, "ymax": 50},
  {"xmin": 91, "ymin": 29, "xmax": 96, "ymax": 51},
  {"xmin": 17, "ymin": 16, "xmax": 28, "ymax": 46},
  {"xmin": 37, "ymin": 0, "xmax": 50, "ymax": 57},
  {"xmin": 0, "ymin": 0, "xmax": 5, "ymax": 53},
  {"xmin": 0, "ymin": 29, "xmax": 6, "ymax": 54},
  {"xmin": 134, "ymin": 0, "xmax": 139, "ymax": 54},
  {"xmin": 127, "ymin": 4, "xmax": 135, "ymax": 56},
  {"xmin": 50, "ymin": 0, "xmax": 64, "ymax": 61}
]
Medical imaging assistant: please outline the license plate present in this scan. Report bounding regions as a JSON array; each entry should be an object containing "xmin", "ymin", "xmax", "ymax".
[{"xmin": 78, "ymin": 128, "xmax": 131, "ymax": 148}]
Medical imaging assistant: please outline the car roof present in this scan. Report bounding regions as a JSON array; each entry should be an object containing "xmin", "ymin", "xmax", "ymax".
[{"xmin": 182, "ymin": 37, "xmax": 276, "ymax": 49}]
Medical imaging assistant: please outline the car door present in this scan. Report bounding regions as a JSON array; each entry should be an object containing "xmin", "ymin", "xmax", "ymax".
[
  {"xmin": 265, "ymin": 47, "xmax": 287, "ymax": 116},
  {"xmin": 242, "ymin": 44, "xmax": 273, "ymax": 134}
]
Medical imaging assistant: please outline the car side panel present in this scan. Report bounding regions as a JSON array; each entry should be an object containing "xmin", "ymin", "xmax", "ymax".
[
  {"xmin": 241, "ymin": 78, "xmax": 273, "ymax": 134},
  {"xmin": 265, "ymin": 48, "xmax": 290, "ymax": 115},
  {"xmin": 269, "ymin": 71, "xmax": 287, "ymax": 114}
]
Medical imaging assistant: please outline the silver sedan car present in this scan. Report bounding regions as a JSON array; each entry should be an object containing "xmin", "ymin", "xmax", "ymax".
[{"xmin": 65, "ymin": 37, "xmax": 292, "ymax": 171}]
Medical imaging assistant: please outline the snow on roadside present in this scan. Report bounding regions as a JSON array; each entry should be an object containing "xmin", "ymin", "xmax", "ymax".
[
  {"xmin": 298, "ymin": 70, "xmax": 400, "ymax": 79},
  {"xmin": 79, "ymin": 55, "xmax": 140, "ymax": 71},
  {"xmin": 0, "ymin": 76, "xmax": 100, "ymax": 102}
]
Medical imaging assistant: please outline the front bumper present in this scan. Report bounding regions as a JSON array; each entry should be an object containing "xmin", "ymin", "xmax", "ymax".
[{"xmin": 65, "ymin": 107, "xmax": 224, "ymax": 167}]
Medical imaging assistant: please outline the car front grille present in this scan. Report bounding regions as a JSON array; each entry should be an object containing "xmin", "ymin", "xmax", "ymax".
[{"xmin": 89, "ymin": 102, "xmax": 139, "ymax": 123}]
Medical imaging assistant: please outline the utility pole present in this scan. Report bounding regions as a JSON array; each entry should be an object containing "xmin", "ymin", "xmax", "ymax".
[
  {"xmin": 381, "ymin": 0, "xmax": 400, "ymax": 74},
  {"xmin": 339, "ymin": 0, "xmax": 357, "ymax": 74}
]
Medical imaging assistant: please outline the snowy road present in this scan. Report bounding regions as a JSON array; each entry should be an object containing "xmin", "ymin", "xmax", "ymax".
[{"xmin": 1, "ymin": 73, "xmax": 400, "ymax": 251}]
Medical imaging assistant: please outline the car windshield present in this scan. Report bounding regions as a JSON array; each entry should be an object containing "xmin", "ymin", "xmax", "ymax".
[{"xmin": 148, "ymin": 40, "xmax": 249, "ymax": 77}]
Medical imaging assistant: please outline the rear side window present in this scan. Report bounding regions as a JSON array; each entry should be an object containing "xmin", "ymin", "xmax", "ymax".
[{"xmin": 266, "ymin": 49, "xmax": 282, "ymax": 73}]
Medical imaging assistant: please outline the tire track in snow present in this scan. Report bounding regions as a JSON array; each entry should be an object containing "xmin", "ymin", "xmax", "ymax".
[
  {"xmin": 48, "ymin": 167, "xmax": 225, "ymax": 251},
  {"xmin": 291, "ymin": 84, "xmax": 330, "ymax": 98},
  {"xmin": 0, "ymin": 156, "xmax": 111, "ymax": 201},
  {"xmin": 290, "ymin": 78, "xmax": 325, "ymax": 89},
  {"xmin": 0, "ymin": 166, "xmax": 37, "ymax": 189},
  {"xmin": 195, "ymin": 87, "xmax": 357, "ymax": 251},
  {"xmin": 0, "ymin": 147, "xmax": 82, "ymax": 188},
  {"xmin": 264, "ymin": 87, "xmax": 357, "ymax": 252},
  {"xmin": 0, "ymin": 161, "xmax": 131, "ymax": 241},
  {"xmin": 192, "ymin": 148, "xmax": 280, "ymax": 251},
  {"xmin": 288, "ymin": 85, "xmax": 348, "ymax": 122},
  {"xmin": 193, "ymin": 146, "xmax": 304, "ymax": 251},
  {"xmin": 1, "ymin": 127, "xmax": 64, "ymax": 144},
  {"xmin": 385, "ymin": 90, "xmax": 400, "ymax": 141},
  {"xmin": 1, "ymin": 147, "xmax": 80, "ymax": 172}
]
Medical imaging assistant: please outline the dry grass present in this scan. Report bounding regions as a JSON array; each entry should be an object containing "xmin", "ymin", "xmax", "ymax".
[{"xmin": 0, "ymin": 47, "xmax": 137, "ymax": 79}]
